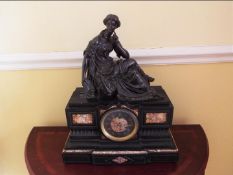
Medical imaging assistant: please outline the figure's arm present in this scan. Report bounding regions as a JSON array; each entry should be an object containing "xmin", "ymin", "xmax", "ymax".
[
  {"xmin": 112, "ymin": 33, "xmax": 130, "ymax": 59},
  {"xmin": 82, "ymin": 53, "xmax": 89, "ymax": 84},
  {"xmin": 82, "ymin": 52, "xmax": 96, "ymax": 99}
]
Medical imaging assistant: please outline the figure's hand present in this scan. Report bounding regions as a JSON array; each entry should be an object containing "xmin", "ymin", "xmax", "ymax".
[{"xmin": 112, "ymin": 33, "xmax": 119, "ymax": 41}]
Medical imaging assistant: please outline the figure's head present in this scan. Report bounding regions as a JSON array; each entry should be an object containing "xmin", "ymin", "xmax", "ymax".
[{"xmin": 103, "ymin": 14, "xmax": 121, "ymax": 31}]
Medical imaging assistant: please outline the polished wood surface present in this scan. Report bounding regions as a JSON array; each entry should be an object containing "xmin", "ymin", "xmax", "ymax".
[{"xmin": 25, "ymin": 125, "xmax": 208, "ymax": 175}]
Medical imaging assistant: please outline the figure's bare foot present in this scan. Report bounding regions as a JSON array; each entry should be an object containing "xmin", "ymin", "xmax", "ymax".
[{"xmin": 147, "ymin": 75, "xmax": 154, "ymax": 82}]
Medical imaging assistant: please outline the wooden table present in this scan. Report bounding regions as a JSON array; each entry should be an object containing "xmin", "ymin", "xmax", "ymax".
[{"xmin": 25, "ymin": 125, "xmax": 209, "ymax": 175}]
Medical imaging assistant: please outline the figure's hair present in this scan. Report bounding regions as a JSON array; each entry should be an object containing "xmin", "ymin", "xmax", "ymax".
[{"xmin": 103, "ymin": 14, "xmax": 121, "ymax": 28}]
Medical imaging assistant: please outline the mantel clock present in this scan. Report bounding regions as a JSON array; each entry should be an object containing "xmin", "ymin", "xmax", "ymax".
[{"xmin": 62, "ymin": 14, "xmax": 178, "ymax": 164}]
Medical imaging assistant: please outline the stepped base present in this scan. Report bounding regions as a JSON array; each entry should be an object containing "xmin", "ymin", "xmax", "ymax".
[{"xmin": 62, "ymin": 130, "xmax": 178, "ymax": 164}]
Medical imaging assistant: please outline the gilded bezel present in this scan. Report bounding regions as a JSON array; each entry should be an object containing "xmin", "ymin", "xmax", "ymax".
[{"xmin": 100, "ymin": 108, "xmax": 139, "ymax": 142}]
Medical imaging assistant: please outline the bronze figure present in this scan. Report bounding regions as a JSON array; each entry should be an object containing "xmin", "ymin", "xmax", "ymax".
[{"xmin": 82, "ymin": 14, "xmax": 157, "ymax": 101}]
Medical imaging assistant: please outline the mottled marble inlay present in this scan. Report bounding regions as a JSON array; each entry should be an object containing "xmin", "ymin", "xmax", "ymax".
[
  {"xmin": 112, "ymin": 156, "xmax": 128, "ymax": 164},
  {"xmin": 72, "ymin": 114, "xmax": 93, "ymax": 124},
  {"xmin": 145, "ymin": 113, "xmax": 167, "ymax": 124}
]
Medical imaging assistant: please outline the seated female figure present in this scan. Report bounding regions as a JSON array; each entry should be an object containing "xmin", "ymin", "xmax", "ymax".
[{"xmin": 82, "ymin": 14, "xmax": 156, "ymax": 101}]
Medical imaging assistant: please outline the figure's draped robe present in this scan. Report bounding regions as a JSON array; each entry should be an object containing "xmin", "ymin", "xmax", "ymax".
[{"xmin": 83, "ymin": 31, "xmax": 155, "ymax": 101}]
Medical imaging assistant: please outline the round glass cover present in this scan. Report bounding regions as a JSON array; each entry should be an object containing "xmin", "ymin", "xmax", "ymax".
[{"xmin": 100, "ymin": 108, "xmax": 139, "ymax": 142}]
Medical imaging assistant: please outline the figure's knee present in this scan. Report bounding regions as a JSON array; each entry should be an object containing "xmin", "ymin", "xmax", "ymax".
[
  {"xmin": 126, "ymin": 59, "xmax": 136, "ymax": 66},
  {"xmin": 121, "ymin": 59, "xmax": 137, "ymax": 71}
]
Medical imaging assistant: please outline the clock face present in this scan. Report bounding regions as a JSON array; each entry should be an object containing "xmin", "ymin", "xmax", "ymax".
[{"xmin": 100, "ymin": 108, "xmax": 139, "ymax": 142}]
